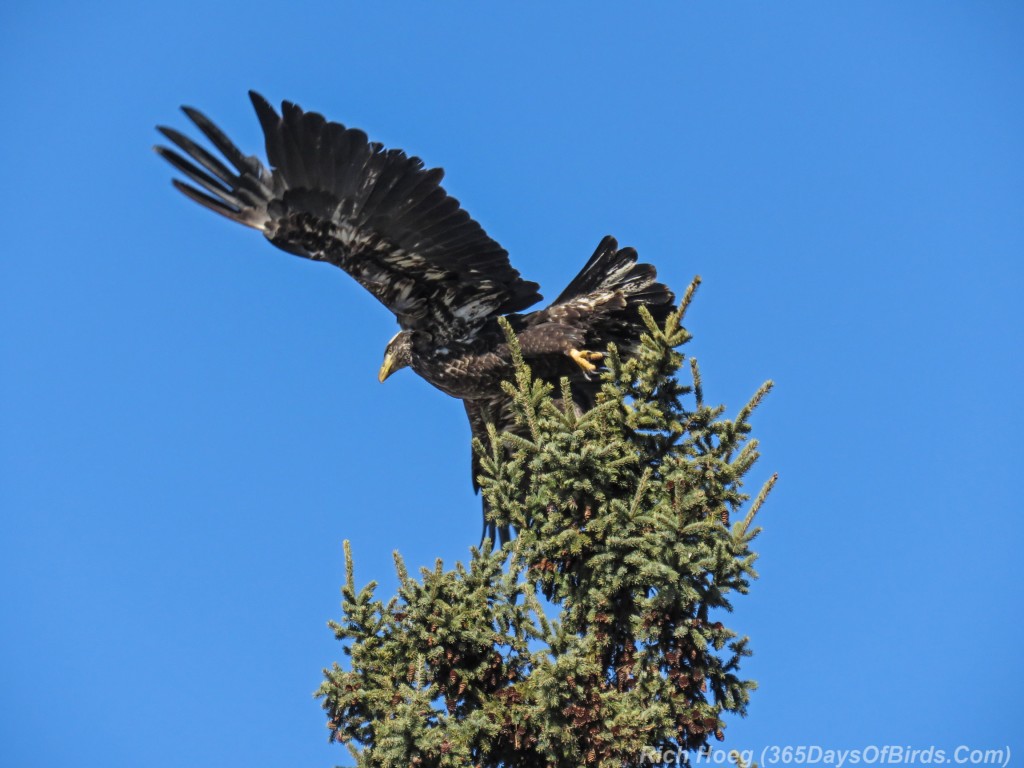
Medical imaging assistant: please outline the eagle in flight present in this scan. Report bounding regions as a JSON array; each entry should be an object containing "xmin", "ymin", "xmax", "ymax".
[{"xmin": 155, "ymin": 92, "xmax": 674, "ymax": 542}]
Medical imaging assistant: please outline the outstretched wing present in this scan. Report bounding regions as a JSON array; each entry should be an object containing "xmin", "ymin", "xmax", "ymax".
[
  {"xmin": 517, "ymin": 236, "xmax": 675, "ymax": 360},
  {"xmin": 155, "ymin": 92, "xmax": 542, "ymax": 338}
]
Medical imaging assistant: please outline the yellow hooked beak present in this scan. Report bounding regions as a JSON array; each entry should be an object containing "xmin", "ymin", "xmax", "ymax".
[{"xmin": 378, "ymin": 352, "xmax": 397, "ymax": 383}]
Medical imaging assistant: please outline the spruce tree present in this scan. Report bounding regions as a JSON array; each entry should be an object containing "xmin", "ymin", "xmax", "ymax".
[{"xmin": 318, "ymin": 278, "xmax": 775, "ymax": 767}]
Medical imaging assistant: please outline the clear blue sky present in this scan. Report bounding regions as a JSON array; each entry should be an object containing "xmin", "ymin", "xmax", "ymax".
[{"xmin": 2, "ymin": 2, "xmax": 1021, "ymax": 767}]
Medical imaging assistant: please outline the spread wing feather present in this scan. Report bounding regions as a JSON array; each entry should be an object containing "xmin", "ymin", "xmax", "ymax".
[
  {"xmin": 518, "ymin": 236, "xmax": 675, "ymax": 358},
  {"xmin": 156, "ymin": 92, "xmax": 542, "ymax": 337}
]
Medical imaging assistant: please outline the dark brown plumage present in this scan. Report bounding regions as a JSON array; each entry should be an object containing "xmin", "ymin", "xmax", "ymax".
[{"xmin": 155, "ymin": 92, "xmax": 675, "ymax": 542}]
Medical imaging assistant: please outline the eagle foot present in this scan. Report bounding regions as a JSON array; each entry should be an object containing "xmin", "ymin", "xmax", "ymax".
[{"xmin": 569, "ymin": 348, "xmax": 604, "ymax": 373}]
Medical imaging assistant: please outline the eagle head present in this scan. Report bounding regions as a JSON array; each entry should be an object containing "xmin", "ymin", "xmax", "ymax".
[{"xmin": 378, "ymin": 330, "xmax": 413, "ymax": 382}]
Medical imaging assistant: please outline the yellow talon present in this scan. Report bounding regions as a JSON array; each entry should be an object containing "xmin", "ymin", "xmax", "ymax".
[{"xmin": 569, "ymin": 348, "xmax": 603, "ymax": 373}]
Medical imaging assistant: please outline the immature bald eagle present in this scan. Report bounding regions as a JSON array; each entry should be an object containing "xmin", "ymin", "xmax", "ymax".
[{"xmin": 156, "ymin": 92, "xmax": 674, "ymax": 541}]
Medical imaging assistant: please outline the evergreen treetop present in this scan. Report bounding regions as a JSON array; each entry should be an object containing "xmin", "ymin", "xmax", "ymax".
[{"xmin": 319, "ymin": 278, "xmax": 775, "ymax": 767}]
